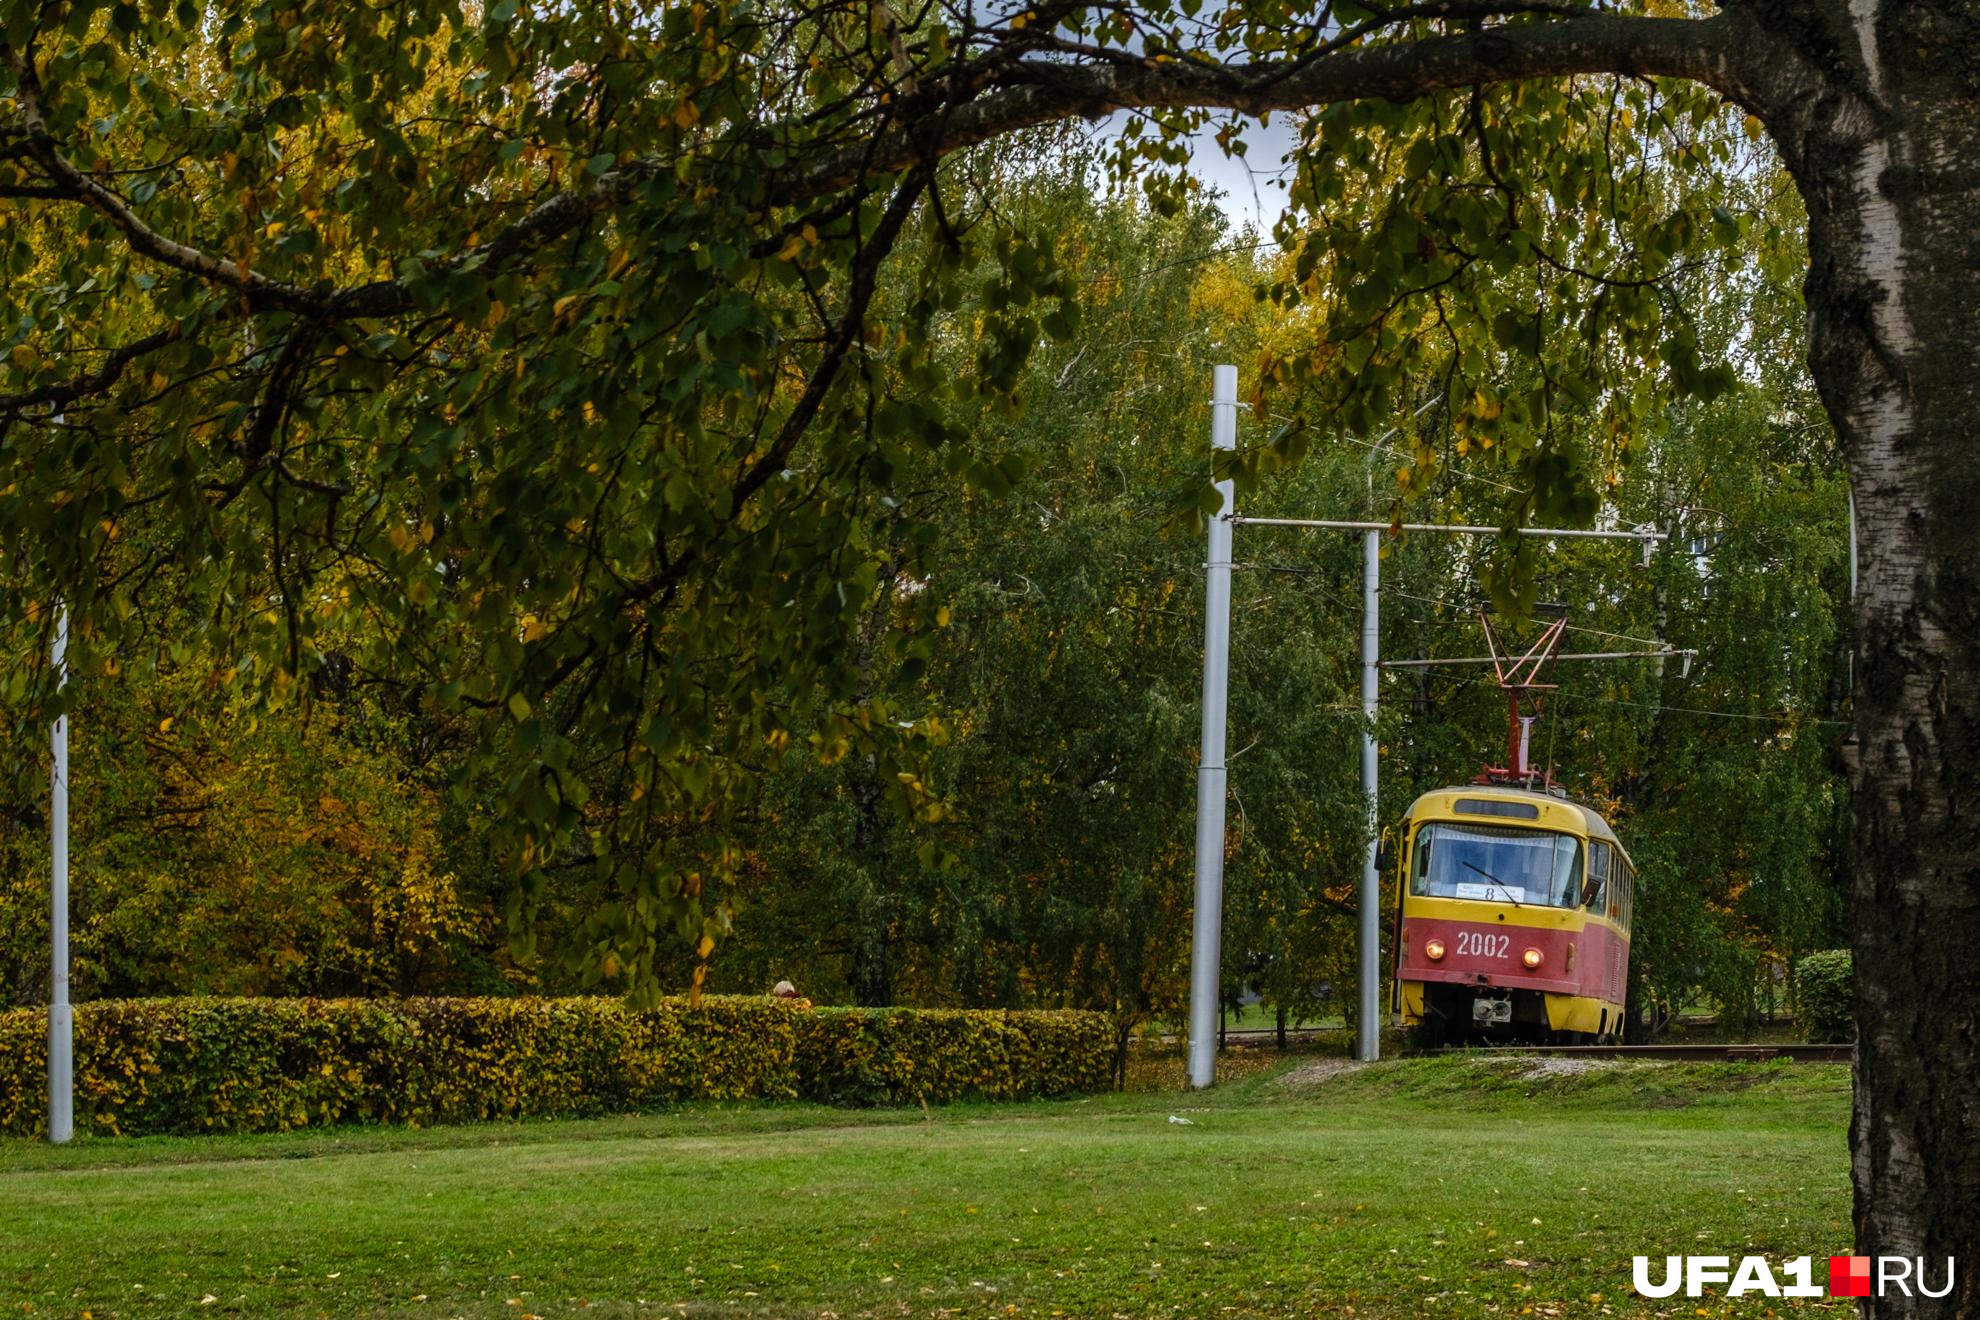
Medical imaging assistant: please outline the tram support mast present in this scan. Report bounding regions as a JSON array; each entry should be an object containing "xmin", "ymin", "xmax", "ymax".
[
  {"xmin": 1186, "ymin": 368, "xmax": 1673, "ymax": 1087},
  {"xmin": 48, "ymin": 607, "xmax": 71, "ymax": 1144},
  {"xmin": 1185, "ymin": 366, "xmax": 1237, "ymax": 1091},
  {"xmin": 1357, "ymin": 532, "xmax": 1381, "ymax": 1062}
]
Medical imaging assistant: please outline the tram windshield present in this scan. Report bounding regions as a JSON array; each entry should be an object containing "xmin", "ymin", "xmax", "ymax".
[{"xmin": 1410, "ymin": 822, "xmax": 1585, "ymax": 908}]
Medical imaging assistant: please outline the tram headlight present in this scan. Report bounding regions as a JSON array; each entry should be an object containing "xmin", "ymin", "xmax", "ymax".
[
  {"xmin": 1522, "ymin": 947, "xmax": 1544, "ymax": 969},
  {"xmin": 1424, "ymin": 938, "xmax": 1446, "ymax": 962}
]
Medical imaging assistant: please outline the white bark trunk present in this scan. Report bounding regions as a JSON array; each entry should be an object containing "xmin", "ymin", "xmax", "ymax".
[{"xmin": 1770, "ymin": 3, "xmax": 1980, "ymax": 1314}]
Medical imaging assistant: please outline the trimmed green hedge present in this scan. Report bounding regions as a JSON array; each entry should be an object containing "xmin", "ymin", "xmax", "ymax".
[
  {"xmin": 1796, "ymin": 949, "xmax": 1854, "ymax": 1044},
  {"xmin": 0, "ymin": 997, "xmax": 1113, "ymax": 1137}
]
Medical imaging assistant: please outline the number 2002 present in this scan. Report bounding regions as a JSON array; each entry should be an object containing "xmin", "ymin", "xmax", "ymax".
[{"xmin": 1456, "ymin": 931, "xmax": 1510, "ymax": 959}]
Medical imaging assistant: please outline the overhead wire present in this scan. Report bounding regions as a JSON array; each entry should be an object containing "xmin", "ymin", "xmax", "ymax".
[
  {"xmin": 1380, "ymin": 585, "xmax": 1669, "ymax": 650},
  {"xmin": 1554, "ymin": 693, "xmax": 1847, "ymax": 727},
  {"xmin": 1230, "ymin": 565, "xmax": 1841, "ymax": 729}
]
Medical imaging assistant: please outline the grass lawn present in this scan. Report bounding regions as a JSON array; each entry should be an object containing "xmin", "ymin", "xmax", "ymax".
[{"xmin": 0, "ymin": 1056, "xmax": 1852, "ymax": 1319}]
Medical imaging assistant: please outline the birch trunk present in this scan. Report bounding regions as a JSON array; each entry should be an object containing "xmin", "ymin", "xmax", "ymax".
[{"xmin": 1757, "ymin": 2, "xmax": 1980, "ymax": 1312}]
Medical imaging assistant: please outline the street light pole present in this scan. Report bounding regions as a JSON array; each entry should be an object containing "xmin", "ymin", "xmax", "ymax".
[
  {"xmin": 1186, "ymin": 364, "xmax": 1237, "ymax": 1090},
  {"xmin": 49, "ymin": 606, "xmax": 72, "ymax": 1144},
  {"xmin": 1357, "ymin": 532, "xmax": 1381, "ymax": 1063}
]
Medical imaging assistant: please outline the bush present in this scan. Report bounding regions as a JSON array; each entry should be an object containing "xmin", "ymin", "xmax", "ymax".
[
  {"xmin": 793, "ymin": 1008, "xmax": 1113, "ymax": 1105},
  {"xmin": 0, "ymin": 997, "xmax": 1113, "ymax": 1137},
  {"xmin": 1797, "ymin": 950, "xmax": 1854, "ymax": 1043}
]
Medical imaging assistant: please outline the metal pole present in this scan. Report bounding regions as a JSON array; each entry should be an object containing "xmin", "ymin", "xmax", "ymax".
[
  {"xmin": 1187, "ymin": 365, "xmax": 1238, "ymax": 1090},
  {"xmin": 1231, "ymin": 517, "xmax": 1665, "ymax": 543},
  {"xmin": 1357, "ymin": 532, "xmax": 1381, "ymax": 1063},
  {"xmin": 48, "ymin": 606, "xmax": 72, "ymax": 1144}
]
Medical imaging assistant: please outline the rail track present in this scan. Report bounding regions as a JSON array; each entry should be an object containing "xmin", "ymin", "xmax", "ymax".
[
  {"xmin": 1153, "ymin": 1029, "xmax": 1851, "ymax": 1063},
  {"xmin": 1409, "ymin": 1042, "xmax": 1853, "ymax": 1063}
]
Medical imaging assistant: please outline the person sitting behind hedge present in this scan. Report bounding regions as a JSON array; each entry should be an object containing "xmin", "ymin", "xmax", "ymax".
[{"xmin": 771, "ymin": 980, "xmax": 813, "ymax": 1009}]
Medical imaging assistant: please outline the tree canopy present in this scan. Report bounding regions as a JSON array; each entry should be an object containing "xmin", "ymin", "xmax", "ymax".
[{"xmin": 0, "ymin": 0, "xmax": 1788, "ymax": 996}]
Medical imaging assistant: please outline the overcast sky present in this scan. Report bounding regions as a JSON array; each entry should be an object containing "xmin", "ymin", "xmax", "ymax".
[
  {"xmin": 1083, "ymin": 108, "xmax": 1304, "ymax": 236},
  {"xmin": 1191, "ymin": 113, "xmax": 1302, "ymax": 232}
]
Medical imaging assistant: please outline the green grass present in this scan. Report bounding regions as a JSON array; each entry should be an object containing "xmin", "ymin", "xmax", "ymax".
[{"xmin": 0, "ymin": 1056, "xmax": 1853, "ymax": 1319}]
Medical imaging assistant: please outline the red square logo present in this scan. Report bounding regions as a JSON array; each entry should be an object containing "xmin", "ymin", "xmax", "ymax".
[{"xmin": 1831, "ymin": 1255, "xmax": 1872, "ymax": 1297}]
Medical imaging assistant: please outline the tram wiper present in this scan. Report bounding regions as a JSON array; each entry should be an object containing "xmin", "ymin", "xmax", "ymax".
[{"xmin": 1461, "ymin": 860, "xmax": 1524, "ymax": 908}]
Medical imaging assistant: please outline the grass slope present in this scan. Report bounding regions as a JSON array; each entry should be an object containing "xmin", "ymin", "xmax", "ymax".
[{"xmin": 0, "ymin": 1057, "xmax": 1851, "ymax": 1319}]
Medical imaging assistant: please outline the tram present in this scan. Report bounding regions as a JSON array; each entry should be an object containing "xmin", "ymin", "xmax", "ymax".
[{"xmin": 1390, "ymin": 611, "xmax": 1635, "ymax": 1045}]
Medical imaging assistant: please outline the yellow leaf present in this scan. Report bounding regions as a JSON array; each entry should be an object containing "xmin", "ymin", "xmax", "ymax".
[
  {"xmin": 672, "ymin": 99, "xmax": 700, "ymax": 129},
  {"xmin": 1743, "ymin": 114, "xmax": 1764, "ymax": 141},
  {"xmin": 264, "ymin": 221, "xmax": 285, "ymax": 240},
  {"xmin": 520, "ymin": 614, "xmax": 545, "ymax": 643},
  {"xmin": 697, "ymin": 935, "xmax": 715, "ymax": 959},
  {"xmin": 553, "ymin": 294, "xmax": 581, "ymax": 319},
  {"xmin": 159, "ymin": 717, "xmax": 173, "ymax": 732}
]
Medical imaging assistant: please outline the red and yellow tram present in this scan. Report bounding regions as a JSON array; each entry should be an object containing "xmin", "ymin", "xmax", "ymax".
[{"xmin": 1391, "ymin": 785, "xmax": 1635, "ymax": 1045}]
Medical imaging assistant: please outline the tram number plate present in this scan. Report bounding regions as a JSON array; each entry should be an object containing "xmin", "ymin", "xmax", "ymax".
[
  {"xmin": 1455, "ymin": 931, "xmax": 1511, "ymax": 959},
  {"xmin": 1473, "ymin": 999, "xmax": 1513, "ymax": 1024}
]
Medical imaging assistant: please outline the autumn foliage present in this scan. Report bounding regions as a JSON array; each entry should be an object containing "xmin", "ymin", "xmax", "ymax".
[{"xmin": 0, "ymin": 997, "xmax": 1112, "ymax": 1137}]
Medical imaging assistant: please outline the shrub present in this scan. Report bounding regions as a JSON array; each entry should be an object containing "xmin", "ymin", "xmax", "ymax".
[
  {"xmin": 1797, "ymin": 950, "xmax": 1854, "ymax": 1043},
  {"xmin": 0, "ymin": 997, "xmax": 1113, "ymax": 1137},
  {"xmin": 794, "ymin": 1008, "xmax": 1114, "ymax": 1105}
]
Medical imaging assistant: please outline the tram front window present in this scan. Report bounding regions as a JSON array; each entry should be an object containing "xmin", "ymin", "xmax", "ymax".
[{"xmin": 1410, "ymin": 823, "xmax": 1584, "ymax": 908}]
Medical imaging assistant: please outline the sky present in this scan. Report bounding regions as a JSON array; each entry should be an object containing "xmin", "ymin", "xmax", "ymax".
[
  {"xmin": 1078, "ymin": 108, "xmax": 1305, "ymax": 235},
  {"xmin": 1178, "ymin": 111, "xmax": 1303, "ymax": 232}
]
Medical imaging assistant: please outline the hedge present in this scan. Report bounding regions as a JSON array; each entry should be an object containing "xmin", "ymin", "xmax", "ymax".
[
  {"xmin": 1796, "ymin": 949, "xmax": 1854, "ymax": 1044},
  {"xmin": 0, "ymin": 997, "xmax": 1114, "ymax": 1137}
]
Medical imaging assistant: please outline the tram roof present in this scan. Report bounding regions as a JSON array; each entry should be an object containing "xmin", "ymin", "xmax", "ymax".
[{"xmin": 1406, "ymin": 784, "xmax": 1622, "ymax": 847}]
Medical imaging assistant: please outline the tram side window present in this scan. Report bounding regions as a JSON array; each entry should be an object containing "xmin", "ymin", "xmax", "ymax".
[
  {"xmin": 1618, "ymin": 861, "xmax": 1633, "ymax": 929},
  {"xmin": 1583, "ymin": 841, "xmax": 1610, "ymax": 913}
]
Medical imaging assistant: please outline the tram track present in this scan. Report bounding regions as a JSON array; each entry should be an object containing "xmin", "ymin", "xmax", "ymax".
[
  {"xmin": 1151, "ymin": 1030, "xmax": 1850, "ymax": 1063},
  {"xmin": 1408, "ymin": 1042, "xmax": 1853, "ymax": 1063}
]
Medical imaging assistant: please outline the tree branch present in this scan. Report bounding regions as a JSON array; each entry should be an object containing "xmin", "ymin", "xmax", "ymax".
[
  {"xmin": 8, "ymin": 53, "xmax": 323, "ymax": 315},
  {"xmin": 303, "ymin": 11, "xmax": 1762, "ymax": 325},
  {"xmin": 622, "ymin": 161, "xmax": 934, "ymax": 607},
  {"xmin": 0, "ymin": 327, "xmax": 181, "ymax": 416},
  {"xmin": 791, "ymin": 12, "xmax": 1762, "ymax": 198},
  {"xmin": 12, "ymin": 9, "xmax": 1770, "ymax": 337}
]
